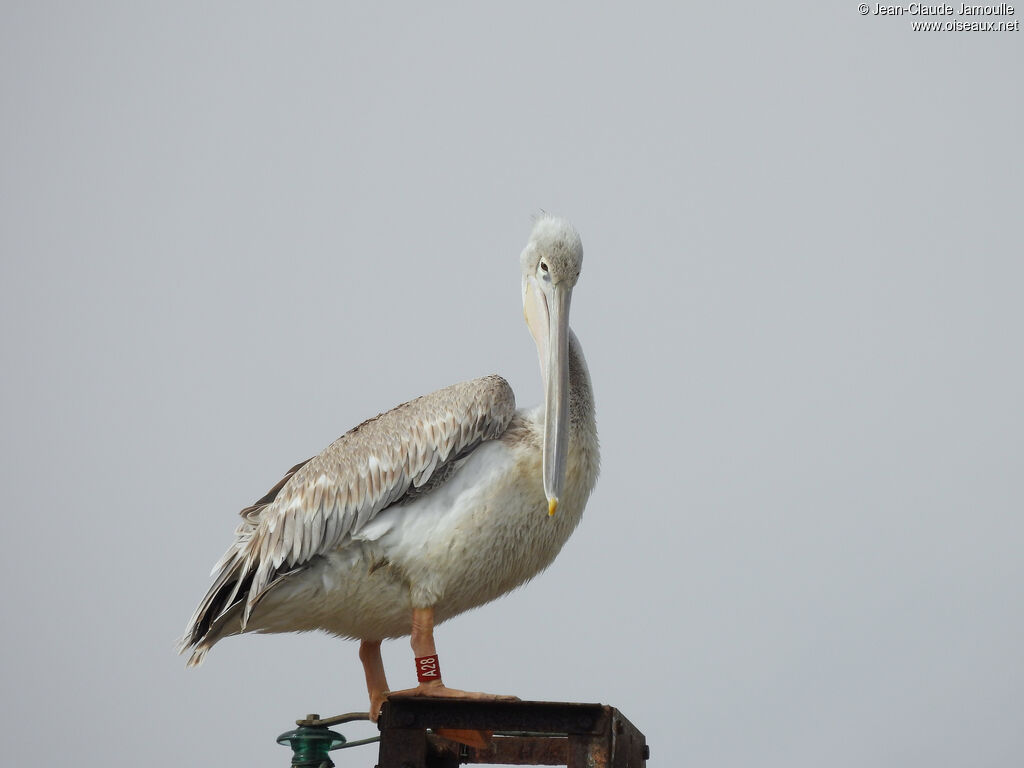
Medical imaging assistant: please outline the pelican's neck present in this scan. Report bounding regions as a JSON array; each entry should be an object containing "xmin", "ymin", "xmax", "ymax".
[
  {"xmin": 566, "ymin": 329, "xmax": 597, "ymax": 442},
  {"xmin": 559, "ymin": 328, "xmax": 599, "ymax": 506}
]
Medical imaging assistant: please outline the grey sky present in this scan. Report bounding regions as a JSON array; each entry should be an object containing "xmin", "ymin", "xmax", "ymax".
[{"xmin": 1, "ymin": 4, "xmax": 1021, "ymax": 767}]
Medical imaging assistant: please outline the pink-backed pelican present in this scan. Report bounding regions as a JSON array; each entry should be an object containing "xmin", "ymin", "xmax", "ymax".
[{"xmin": 180, "ymin": 215, "xmax": 599, "ymax": 718}]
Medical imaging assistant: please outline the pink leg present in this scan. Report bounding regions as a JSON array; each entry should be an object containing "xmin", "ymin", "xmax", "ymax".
[
  {"xmin": 387, "ymin": 606, "xmax": 518, "ymax": 702},
  {"xmin": 359, "ymin": 639, "xmax": 390, "ymax": 722}
]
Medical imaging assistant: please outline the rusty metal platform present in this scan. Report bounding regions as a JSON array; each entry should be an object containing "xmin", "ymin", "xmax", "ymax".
[{"xmin": 376, "ymin": 698, "xmax": 648, "ymax": 768}]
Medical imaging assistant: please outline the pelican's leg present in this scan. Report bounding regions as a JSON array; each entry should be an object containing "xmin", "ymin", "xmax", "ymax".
[
  {"xmin": 359, "ymin": 640, "xmax": 390, "ymax": 722},
  {"xmin": 388, "ymin": 606, "xmax": 517, "ymax": 702}
]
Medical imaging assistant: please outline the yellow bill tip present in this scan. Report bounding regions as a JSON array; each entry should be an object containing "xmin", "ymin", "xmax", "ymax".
[{"xmin": 548, "ymin": 497, "xmax": 558, "ymax": 516}]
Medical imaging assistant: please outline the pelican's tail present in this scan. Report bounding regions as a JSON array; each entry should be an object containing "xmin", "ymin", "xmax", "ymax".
[
  {"xmin": 182, "ymin": 641, "xmax": 210, "ymax": 668},
  {"xmin": 178, "ymin": 554, "xmax": 251, "ymax": 666},
  {"xmin": 179, "ymin": 458, "xmax": 314, "ymax": 667}
]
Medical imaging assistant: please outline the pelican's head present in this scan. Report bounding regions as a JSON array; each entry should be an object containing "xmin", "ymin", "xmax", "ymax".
[{"xmin": 520, "ymin": 215, "xmax": 583, "ymax": 516}]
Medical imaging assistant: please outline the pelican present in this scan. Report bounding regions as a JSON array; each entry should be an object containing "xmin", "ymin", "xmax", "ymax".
[{"xmin": 180, "ymin": 215, "xmax": 599, "ymax": 718}]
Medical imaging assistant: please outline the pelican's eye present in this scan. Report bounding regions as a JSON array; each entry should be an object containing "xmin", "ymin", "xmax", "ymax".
[{"xmin": 539, "ymin": 261, "xmax": 550, "ymax": 278}]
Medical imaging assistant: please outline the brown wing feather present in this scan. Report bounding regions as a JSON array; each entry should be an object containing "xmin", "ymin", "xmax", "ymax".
[{"xmin": 180, "ymin": 375, "xmax": 515, "ymax": 653}]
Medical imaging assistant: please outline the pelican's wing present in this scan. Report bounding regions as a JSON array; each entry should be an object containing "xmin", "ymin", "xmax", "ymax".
[{"xmin": 180, "ymin": 375, "xmax": 515, "ymax": 652}]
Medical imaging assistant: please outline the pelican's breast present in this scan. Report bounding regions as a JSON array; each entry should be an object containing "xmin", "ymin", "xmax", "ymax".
[{"xmin": 371, "ymin": 438, "xmax": 547, "ymax": 608}]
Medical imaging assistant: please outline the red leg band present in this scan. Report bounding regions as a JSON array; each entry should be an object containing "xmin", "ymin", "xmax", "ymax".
[{"xmin": 415, "ymin": 654, "xmax": 441, "ymax": 683}]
